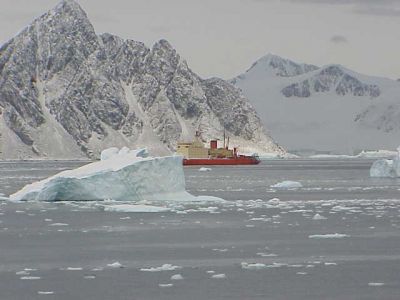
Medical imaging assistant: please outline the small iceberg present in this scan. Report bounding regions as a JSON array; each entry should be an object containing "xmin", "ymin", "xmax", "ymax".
[
  {"xmin": 199, "ymin": 167, "xmax": 212, "ymax": 172},
  {"xmin": 271, "ymin": 181, "xmax": 303, "ymax": 189},
  {"xmin": 10, "ymin": 147, "xmax": 222, "ymax": 203},
  {"xmin": 370, "ymin": 146, "xmax": 400, "ymax": 178},
  {"xmin": 312, "ymin": 213, "xmax": 327, "ymax": 220}
]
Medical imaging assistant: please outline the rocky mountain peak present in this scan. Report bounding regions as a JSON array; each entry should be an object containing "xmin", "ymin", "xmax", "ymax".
[
  {"xmin": 0, "ymin": 0, "xmax": 282, "ymax": 159},
  {"xmin": 145, "ymin": 39, "xmax": 180, "ymax": 87},
  {"xmin": 43, "ymin": 0, "xmax": 93, "ymax": 32},
  {"xmin": 231, "ymin": 53, "xmax": 318, "ymax": 85},
  {"xmin": 281, "ymin": 63, "xmax": 381, "ymax": 98}
]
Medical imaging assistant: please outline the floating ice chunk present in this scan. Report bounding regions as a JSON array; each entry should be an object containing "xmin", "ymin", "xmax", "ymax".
[
  {"xmin": 103, "ymin": 205, "xmax": 170, "ymax": 213},
  {"xmin": 10, "ymin": 148, "xmax": 222, "ymax": 203},
  {"xmin": 370, "ymin": 147, "xmax": 400, "ymax": 177},
  {"xmin": 91, "ymin": 267, "xmax": 103, "ymax": 271},
  {"xmin": 49, "ymin": 223, "xmax": 69, "ymax": 226},
  {"xmin": 16, "ymin": 271, "xmax": 30, "ymax": 275},
  {"xmin": 199, "ymin": 167, "xmax": 212, "ymax": 172},
  {"xmin": 212, "ymin": 248, "xmax": 228, "ymax": 252},
  {"xmin": 171, "ymin": 274, "xmax": 184, "ymax": 280},
  {"xmin": 312, "ymin": 213, "xmax": 327, "ymax": 220},
  {"xmin": 140, "ymin": 264, "xmax": 182, "ymax": 272},
  {"xmin": 241, "ymin": 262, "xmax": 267, "ymax": 270},
  {"xmin": 370, "ymin": 159, "xmax": 396, "ymax": 178},
  {"xmin": 267, "ymin": 198, "xmax": 280, "ymax": 205},
  {"xmin": 37, "ymin": 291, "xmax": 54, "ymax": 295},
  {"xmin": 309, "ymin": 233, "xmax": 349, "ymax": 239},
  {"xmin": 20, "ymin": 276, "xmax": 41, "ymax": 280},
  {"xmin": 107, "ymin": 261, "xmax": 124, "ymax": 268},
  {"xmin": 271, "ymin": 181, "xmax": 302, "ymax": 189},
  {"xmin": 368, "ymin": 282, "xmax": 385, "ymax": 287},
  {"xmin": 256, "ymin": 253, "xmax": 277, "ymax": 257},
  {"xmin": 84, "ymin": 275, "xmax": 96, "ymax": 279},
  {"xmin": 159, "ymin": 283, "xmax": 173, "ymax": 288},
  {"xmin": 66, "ymin": 267, "xmax": 83, "ymax": 271},
  {"xmin": 211, "ymin": 273, "xmax": 226, "ymax": 279}
]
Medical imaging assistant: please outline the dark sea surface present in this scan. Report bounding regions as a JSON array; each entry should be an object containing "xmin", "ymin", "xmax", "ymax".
[{"xmin": 1, "ymin": 159, "xmax": 400, "ymax": 299}]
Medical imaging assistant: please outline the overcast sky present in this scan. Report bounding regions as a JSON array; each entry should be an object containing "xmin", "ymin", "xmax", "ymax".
[{"xmin": 0, "ymin": 0, "xmax": 399, "ymax": 80}]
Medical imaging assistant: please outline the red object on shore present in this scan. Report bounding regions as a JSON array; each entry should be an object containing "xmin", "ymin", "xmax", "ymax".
[{"xmin": 183, "ymin": 155, "xmax": 260, "ymax": 165}]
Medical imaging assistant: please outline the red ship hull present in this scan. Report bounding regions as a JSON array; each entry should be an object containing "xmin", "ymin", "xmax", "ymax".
[{"xmin": 183, "ymin": 156, "xmax": 260, "ymax": 165}]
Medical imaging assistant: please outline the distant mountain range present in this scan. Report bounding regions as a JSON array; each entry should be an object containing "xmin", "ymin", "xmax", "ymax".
[
  {"xmin": 0, "ymin": 0, "xmax": 283, "ymax": 159},
  {"xmin": 232, "ymin": 54, "xmax": 400, "ymax": 154}
]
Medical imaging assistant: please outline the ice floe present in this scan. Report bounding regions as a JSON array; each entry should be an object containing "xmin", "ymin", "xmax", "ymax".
[
  {"xmin": 37, "ymin": 291, "xmax": 54, "ymax": 295},
  {"xmin": 107, "ymin": 261, "xmax": 124, "ymax": 268},
  {"xmin": 170, "ymin": 274, "xmax": 184, "ymax": 280},
  {"xmin": 308, "ymin": 233, "xmax": 349, "ymax": 239},
  {"xmin": 241, "ymin": 262, "xmax": 267, "ymax": 270},
  {"xmin": 140, "ymin": 264, "xmax": 182, "ymax": 272},
  {"xmin": 49, "ymin": 223, "xmax": 69, "ymax": 226},
  {"xmin": 368, "ymin": 282, "xmax": 385, "ymax": 287},
  {"xmin": 199, "ymin": 167, "xmax": 212, "ymax": 172},
  {"xmin": 10, "ymin": 147, "xmax": 223, "ymax": 203},
  {"xmin": 211, "ymin": 273, "xmax": 226, "ymax": 279},
  {"xmin": 270, "ymin": 181, "xmax": 303, "ymax": 189},
  {"xmin": 312, "ymin": 213, "xmax": 327, "ymax": 220},
  {"xmin": 20, "ymin": 276, "xmax": 41, "ymax": 280}
]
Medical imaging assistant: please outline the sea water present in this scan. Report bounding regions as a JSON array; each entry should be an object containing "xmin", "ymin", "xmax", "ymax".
[{"xmin": 0, "ymin": 159, "xmax": 400, "ymax": 299}]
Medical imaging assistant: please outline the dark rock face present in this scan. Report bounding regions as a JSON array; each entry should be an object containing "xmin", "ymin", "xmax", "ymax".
[
  {"xmin": 281, "ymin": 65, "xmax": 381, "ymax": 98},
  {"xmin": 0, "ymin": 0, "xmax": 281, "ymax": 158},
  {"xmin": 266, "ymin": 55, "xmax": 318, "ymax": 77},
  {"xmin": 355, "ymin": 103, "xmax": 400, "ymax": 133}
]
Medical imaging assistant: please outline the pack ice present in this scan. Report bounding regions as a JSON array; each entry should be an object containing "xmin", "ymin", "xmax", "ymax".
[
  {"xmin": 10, "ymin": 147, "xmax": 213, "ymax": 202},
  {"xmin": 370, "ymin": 147, "xmax": 400, "ymax": 178}
]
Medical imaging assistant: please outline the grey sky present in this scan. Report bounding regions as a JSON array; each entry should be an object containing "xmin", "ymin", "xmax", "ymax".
[{"xmin": 0, "ymin": 0, "xmax": 399, "ymax": 80}]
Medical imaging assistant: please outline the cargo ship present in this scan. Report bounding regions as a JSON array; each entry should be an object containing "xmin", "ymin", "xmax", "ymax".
[{"xmin": 176, "ymin": 133, "xmax": 260, "ymax": 165}]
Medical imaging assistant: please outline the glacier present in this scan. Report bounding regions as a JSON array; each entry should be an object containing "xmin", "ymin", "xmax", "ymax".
[{"xmin": 9, "ymin": 147, "xmax": 218, "ymax": 202}]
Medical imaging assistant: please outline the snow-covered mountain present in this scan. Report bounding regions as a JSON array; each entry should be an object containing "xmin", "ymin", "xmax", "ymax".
[
  {"xmin": 0, "ymin": 0, "xmax": 283, "ymax": 159},
  {"xmin": 232, "ymin": 54, "xmax": 400, "ymax": 154}
]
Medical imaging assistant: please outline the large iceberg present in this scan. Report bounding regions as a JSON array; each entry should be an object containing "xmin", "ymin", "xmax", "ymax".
[
  {"xmin": 10, "ymin": 148, "xmax": 214, "ymax": 202},
  {"xmin": 370, "ymin": 147, "xmax": 400, "ymax": 178}
]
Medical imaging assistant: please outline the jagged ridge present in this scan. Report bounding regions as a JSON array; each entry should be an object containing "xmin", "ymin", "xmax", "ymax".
[{"xmin": 0, "ymin": 0, "xmax": 283, "ymax": 159}]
